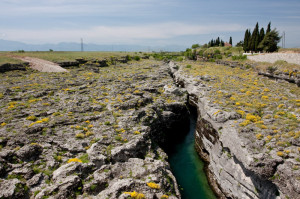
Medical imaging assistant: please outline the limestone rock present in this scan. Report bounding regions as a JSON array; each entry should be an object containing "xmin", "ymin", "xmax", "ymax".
[
  {"xmin": 16, "ymin": 144, "xmax": 43, "ymax": 161},
  {"xmin": 0, "ymin": 179, "xmax": 28, "ymax": 199}
]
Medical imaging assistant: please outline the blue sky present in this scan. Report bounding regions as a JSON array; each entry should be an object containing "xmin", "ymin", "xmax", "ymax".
[{"xmin": 1, "ymin": 0, "xmax": 300, "ymax": 47}]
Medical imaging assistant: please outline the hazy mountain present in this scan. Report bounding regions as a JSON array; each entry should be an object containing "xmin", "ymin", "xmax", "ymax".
[{"xmin": 0, "ymin": 39, "xmax": 187, "ymax": 52}]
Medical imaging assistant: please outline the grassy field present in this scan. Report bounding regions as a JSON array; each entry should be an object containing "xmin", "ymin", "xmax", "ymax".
[
  {"xmin": 0, "ymin": 53, "xmax": 24, "ymax": 65},
  {"xmin": 0, "ymin": 51, "xmax": 144, "ymax": 63}
]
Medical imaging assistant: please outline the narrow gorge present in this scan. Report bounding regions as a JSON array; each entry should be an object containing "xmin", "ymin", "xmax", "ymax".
[
  {"xmin": 168, "ymin": 61, "xmax": 300, "ymax": 199},
  {"xmin": 0, "ymin": 57, "xmax": 299, "ymax": 199}
]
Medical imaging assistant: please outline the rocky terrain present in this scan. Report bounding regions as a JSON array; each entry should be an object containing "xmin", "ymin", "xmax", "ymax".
[
  {"xmin": 1, "ymin": 53, "xmax": 299, "ymax": 199},
  {"xmin": 0, "ymin": 60, "xmax": 189, "ymax": 199},
  {"xmin": 169, "ymin": 61, "xmax": 300, "ymax": 199}
]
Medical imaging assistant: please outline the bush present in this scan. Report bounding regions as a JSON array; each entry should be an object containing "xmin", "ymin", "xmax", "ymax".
[
  {"xmin": 214, "ymin": 54, "xmax": 223, "ymax": 59},
  {"xmin": 214, "ymin": 49, "xmax": 221, "ymax": 55},
  {"xmin": 125, "ymin": 55, "xmax": 132, "ymax": 61},
  {"xmin": 133, "ymin": 56, "xmax": 141, "ymax": 61},
  {"xmin": 186, "ymin": 64, "xmax": 192, "ymax": 68},
  {"xmin": 232, "ymin": 55, "xmax": 247, "ymax": 60},
  {"xmin": 176, "ymin": 57, "xmax": 183, "ymax": 61},
  {"xmin": 267, "ymin": 66, "xmax": 277, "ymax": 73}
]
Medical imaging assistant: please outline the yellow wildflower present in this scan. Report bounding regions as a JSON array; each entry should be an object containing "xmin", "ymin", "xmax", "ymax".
[
  {"xmin": 147, "ymin": 182, "xmax": 160, "ymax": 189},
  {"xmin": 67, "ymin": 158, "xmax": 82, "ymax": 163}
]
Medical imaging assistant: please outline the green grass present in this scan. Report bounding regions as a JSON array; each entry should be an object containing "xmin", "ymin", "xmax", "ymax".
[
  {"xmin": 201, "ymin": 46, "xmax": 244, "ymax": 56},
  {"xmin": 6, "ymin": 51, "xmax": 142, "ymax": 62},
  {"xmin": 0, "ymin": 53, "xmax": 24, "ymax": 65}
]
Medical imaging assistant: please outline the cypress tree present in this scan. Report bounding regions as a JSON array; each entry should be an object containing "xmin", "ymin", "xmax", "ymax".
[
  {"xmin": 249, "ymin": 22, "xmax": 260, "ymax": 52},
  {"xmin": 243, "ymin": 29, "xmax": 249, "ymax": 52},
  {"xmin": 258, "ymin": 27, "xmax": 265, "ymax": 51},
  {"xmin": 254, "ymin": 23, "xmax": 260, "ymax": 52},
  {"xmin": 216, "ymin": 37, "xmax": 220, "ymax": 46},
  {"xmin": 229, "ymin": 36, "xmax": 233, "ymax": 45},
  {"xmin": 221, "ymin": 40, "xmax": 225, "ymax": 46},
  {"xmin": 266, "ymin": 22, "xmax": 271, "ymax": 34},
  {"xmin": 259, "ymin": 27, "xmax": 265, "ymax": 42}
]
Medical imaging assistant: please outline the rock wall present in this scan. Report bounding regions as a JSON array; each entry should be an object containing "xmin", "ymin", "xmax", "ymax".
[
  {"xmin": 168, "ymin": 61, "xmax": 285, "ymax": 199},
  {"xmin": 0, "ymin": 63, "xmax": 28, "ymax": 73}
]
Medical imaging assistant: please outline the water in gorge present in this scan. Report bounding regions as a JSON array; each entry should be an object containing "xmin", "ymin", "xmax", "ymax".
[{"xmin": 168, "ymin": 114, "xmax": 217, "ymax": 199}]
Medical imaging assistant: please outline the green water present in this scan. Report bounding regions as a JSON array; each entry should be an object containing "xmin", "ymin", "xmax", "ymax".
[{"xmin": 168, "ymin": 115, "xmax": 217, "ymax": 199}]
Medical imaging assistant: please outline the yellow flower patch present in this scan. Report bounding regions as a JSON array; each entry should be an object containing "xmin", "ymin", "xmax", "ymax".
[
  {"xmin": 67, "ymin": 158, "xmax": 82, "ymax": 163},
  {"xmin": 147, "ymin": 182, "xmax": 160, "ymax": 189}
]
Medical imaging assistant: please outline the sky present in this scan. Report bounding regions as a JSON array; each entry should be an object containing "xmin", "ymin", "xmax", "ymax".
[{"xmin": 0, "ymin": 0, "xmax": 300, "ymax": 48}]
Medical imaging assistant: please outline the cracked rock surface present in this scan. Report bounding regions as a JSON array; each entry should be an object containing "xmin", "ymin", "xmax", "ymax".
[{"xmin": 0, "ymin": 60, "xmax": 188, "ymax": 198}]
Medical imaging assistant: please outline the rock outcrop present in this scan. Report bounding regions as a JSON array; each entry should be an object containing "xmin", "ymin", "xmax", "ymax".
[
  {"xmin": 0, "ymin": 60, "xmax": 189, "ymax": 198},
  {"xmin": 169, "ymin": 61, "xmax": 300, "ymax": 199}
]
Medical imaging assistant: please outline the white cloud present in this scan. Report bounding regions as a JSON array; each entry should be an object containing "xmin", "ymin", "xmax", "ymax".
[
  {"xmin": 0, "ymin": 0, "xmax": 170, "ymax": 17},
  {"xmin": 2, "ymin": 22, "xmax": 244, "ymax": 44}
]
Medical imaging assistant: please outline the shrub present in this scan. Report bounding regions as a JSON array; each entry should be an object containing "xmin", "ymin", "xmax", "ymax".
[
  {"xmin": 54, "ymin": 155, "xmax": 62, "ymax": 162},
  {"xmin": 214, "ymin": 49, "xmax": 221, "ymax": 55},
  {"xmin": 75, "ymin": 133, "xmax": 85, "ymax": 139},
  {"xmin": 79, "ymin": 154, "xmax": 89, "ymax": 163},
  {"xmin": 124, "ymin": 191, "xmax": 145, "ymax": 199},
  {"xmin": 67, "ymin": 158, "xmax": 82, "ymax": 163},
  {"xmin": 186, "ymin": 64, "xmax": 192, "ymax": 69},
  {"xmin": 85, "ymin": 131, "xmax": 94, "ymax": 137},
  {"xmin": 104, "ymin": 121, "xmax": 111, "ymax": 125},
  {"xmin": 133, "ymin": 56, "xmax": 141, "ymax": 61},
  {"xmin": 246, "ymin": 114, "xmax": 261, "ymax": 122},
  {"xmin": 125, "ymin": 55, "xmax": 132, "ymax": 61},
  {"xmin": 214, "ymin": 54, "xmax": 223, "ymax": 59},
  {"xmin": 256, "ymin": 133, "xmax": 263, "ymax": 140},
  {"xmin": 267, "ymin": 66, "xmax": 277, "ymax": 73},
  {"xmin": 232, "ymin": 55, "xmax": 247, "ymax": 60},
  {"xmin": 276, "ymin": 151, "xmax": 284, "ymax": 157},
  {"xmin": 26, "ymin": 115, "xmax": 37, "ymax": 121},
  {"xmin": 147, "ymin": 182, "xmax": 160, "ymax": 189}
]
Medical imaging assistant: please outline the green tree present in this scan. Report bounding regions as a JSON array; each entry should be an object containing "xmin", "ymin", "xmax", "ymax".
[
  {"xmin": 249, "ymin": 22, "xmax": 259, "ymax": 52},
  {"xmin": 229, "ymin": 36, "xmax": 232, "ymax": 45},
  {"xmin": 257, "ymin": 27, "xmax": 265, "ymax": 51},
  {"xmin": 266, "ymin": 22, "xmax": 271, "ymax": 34},
  {"xmin": 191, "ymin": 44, "xmax": 200, "ymax": 49},
  {"xmin": 216, "ymin": 37, "xmax": 220, "ymax": 46},
  {"xmin": 221, "ymin": 40, "xmax": 225, "ymax": 46},
  {"xmin": 258, "ymin": 29, "xmax": 281, "ymax": 52},
  {"xmin": 259, "ymin": 28, "xmax": 265, "ymax": 42},
  {"xmin": 236, "ymin": 41, "xmax": 243, "ymax": 47},
  {"xmin": 243, "ymin": 29, "xmax": 250, "ymax": 52}
]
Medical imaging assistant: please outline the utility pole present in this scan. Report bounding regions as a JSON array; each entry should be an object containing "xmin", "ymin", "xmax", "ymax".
[
  {"xmin": 81, "ymin": 38, "xmax": 84, "ymax": 52},
  {"xmin": 282, "ymin": 31, "xmax": 286, "ymax": 49},
  {"xmin": 283, "ymin": 31, "xmax": 286, "ymax": 48}
]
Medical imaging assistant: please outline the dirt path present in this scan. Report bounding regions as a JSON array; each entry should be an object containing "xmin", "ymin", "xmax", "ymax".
[
  {"xmin": 248, "ymin": 52, "xmax": 300, "ymax": 65},
  {"xmin": 13, "ymin": 56, "xmax": 68, "ymax": 72}
]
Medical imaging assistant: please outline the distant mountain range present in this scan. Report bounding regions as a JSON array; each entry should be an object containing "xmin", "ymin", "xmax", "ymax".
[{"xmin": 0, "ymin": 39, "xmax": 187, "ymax": 52}]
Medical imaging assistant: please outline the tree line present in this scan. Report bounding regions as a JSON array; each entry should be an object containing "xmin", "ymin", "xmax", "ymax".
[{"xmin": 243, "ymin": 22, "xmax": 281, "ymax": 53}]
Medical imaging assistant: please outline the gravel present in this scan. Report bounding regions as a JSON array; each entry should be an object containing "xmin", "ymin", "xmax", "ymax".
[{"xmin": 247, "ymin": 52, "xmax": 300, "ymax": 65}]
